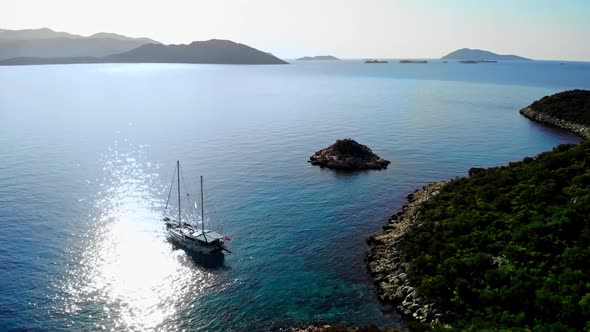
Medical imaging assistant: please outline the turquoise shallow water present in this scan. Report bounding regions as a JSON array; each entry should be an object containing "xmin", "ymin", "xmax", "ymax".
[{"xmin": 0, "ymin": 60, "xmax": 589, "ymax": 331}]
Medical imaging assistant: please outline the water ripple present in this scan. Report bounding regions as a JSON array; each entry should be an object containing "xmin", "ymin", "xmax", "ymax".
[{"xmin": 49, "ymin": 142, "xmax": 232, "ymax": 331}]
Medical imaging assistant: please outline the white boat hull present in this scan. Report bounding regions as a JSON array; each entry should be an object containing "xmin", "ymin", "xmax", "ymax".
[{"xmin": 166, "ymin": 224, "xmax": 227, "ymax": 255}]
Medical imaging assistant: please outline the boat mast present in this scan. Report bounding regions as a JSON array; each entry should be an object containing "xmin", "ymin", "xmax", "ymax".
[
  {"xmin": 200, "ymin": 176, "xmax": 205, "ymax": 233},
  {"xmin": 177, "ymin": 160, "xmax": 181, "ymax": 226}
]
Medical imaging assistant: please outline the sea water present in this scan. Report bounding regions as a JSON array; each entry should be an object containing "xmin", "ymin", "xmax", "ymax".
[{"xmin": 0, "ymin": 60, "xmax": 588, "ymax": 331}]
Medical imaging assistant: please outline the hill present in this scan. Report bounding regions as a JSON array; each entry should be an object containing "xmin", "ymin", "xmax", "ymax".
[
  {"xmin": 0, "ymin": 27, "xmax": 159, "ymax": 60},
  {"xmin": 0, "ymin": 37, "xmax": 160, "ymax": 60},
  {"xmin": 520, "ymin": 90, "xmax": 590, "ymax": 139},
  {"xmin": 522, "ymin": 89, "xmax": 590, "ymax": 125},
  {"xmin": 396, "ymin": 141, "xmax": 590, "ymax": 330},
  {"xmin": 442, "ymin": 48, "xmax": 531, "ymax": 61},
  {"xmin": 87, "ymin": 32, "xmax": 155, "ymax": 44},
  {"xmin": 297, "ymin": 55, "xmax": 340, "ymax": 61},
  {"xmin": 0, "ymin": 39, "xmax": 288, "ymax": 65},
  {"xmin": 0, "ymin": 27, "xmax": 83, "ymax": 40},
  {"xmin": 369, "ymin": 91, "xmax": 590, "ymax": 330}
]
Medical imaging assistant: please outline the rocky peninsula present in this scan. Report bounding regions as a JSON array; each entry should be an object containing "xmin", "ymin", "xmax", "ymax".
[
  {"xmin": 309, "ymin": 139, "xmax": 390, "ymax": 170},
  {"xmin": 367, "ymin": 181, "xmax": 448, "ymax": 326},
  {"xmin": 519, "ymin": 89, "xmax": 590, "ymax": 139},
  {"xmin": 366, "ymin": 140, "xmax": 590, "ymax": 331},
  {"xmin": 359, "ymin": 90, "xmax": 590, "ymax": 331}
]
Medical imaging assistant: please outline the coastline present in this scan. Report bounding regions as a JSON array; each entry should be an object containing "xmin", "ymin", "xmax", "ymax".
[
  {"xmin": 290, "ymin": 324, "xmax": 400, "ymax": 332},
  {"xmin": 362, "ymin": 100, "xmax": 589, "ymax": 329},
  {"xmin": 367, "ymin": 181, "xmax": 449, "ymax": 326},
  {"xmin": 520, "ymin": 106, "xmax": 590, "ymax": 139}
]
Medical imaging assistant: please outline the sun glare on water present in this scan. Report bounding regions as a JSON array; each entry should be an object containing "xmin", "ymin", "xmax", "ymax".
[{"xmin": 53, "ymin": 142, "xmax": 227, "ymax": 331}]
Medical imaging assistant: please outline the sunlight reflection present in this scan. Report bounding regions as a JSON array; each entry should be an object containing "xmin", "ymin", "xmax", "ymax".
[{"xmin": 54, "ymin": 142, "xmax": 227, "ymax": 331}]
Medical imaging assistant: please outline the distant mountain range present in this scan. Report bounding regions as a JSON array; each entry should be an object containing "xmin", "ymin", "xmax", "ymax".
[
  {"xmin": 0, "ymin": 27, "xmax": 85, "ymax": 40},
  {"xmin": 0, "ymin": 28, "xmax": 159, "ymax": 60},
  {"xmin": 297, "ymin": 55, "xmax": 340, "ymax": 61},
  {"xmin": 0, "ymin": 28, "xmax": 288, "ymax": 65},
  {"xmin": 442, "ymin": 48, "xmax": 531, "ymax": 61},
  {"xmin": 0, "ymin": 39, "xmax": 288, "ymax": 66},
  {"xmin": 1, "ymin": 28, "xmax": 536, "ymax": 66}
]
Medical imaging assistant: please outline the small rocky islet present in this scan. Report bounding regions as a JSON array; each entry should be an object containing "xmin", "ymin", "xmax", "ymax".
[{"xmin": 309, "ymin": 139, "xmax": 390, "ymax": 170}]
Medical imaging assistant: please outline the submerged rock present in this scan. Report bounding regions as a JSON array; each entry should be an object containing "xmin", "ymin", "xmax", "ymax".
[{"xmin": 309, "ymin": 139, "xmax": 390, "ymax": 170}]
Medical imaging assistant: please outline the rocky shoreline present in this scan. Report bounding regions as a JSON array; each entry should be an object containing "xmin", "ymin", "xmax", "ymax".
[
  {"xmin": 358, "ymin": 100, "xmax": 588, "ymax": 328},
  {"xmin": 289, "ymin": 324, "xmax": 399, "ymax": 332},
  {"xmin": 296, "ymin": 93, "xmax": 589, "ymax": 330},
  {"xmin": 366, "ymin": 181, "xmax": 449, "ymax": 326},
  {"xmin": 520, "ymin": 106, "xmax": 590, "ymax": 139}
]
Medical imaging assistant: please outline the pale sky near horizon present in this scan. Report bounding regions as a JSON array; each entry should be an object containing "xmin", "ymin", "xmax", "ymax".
[{"xmin": 2, "ymin": 0, "xmax": 589, "ymax": 61}]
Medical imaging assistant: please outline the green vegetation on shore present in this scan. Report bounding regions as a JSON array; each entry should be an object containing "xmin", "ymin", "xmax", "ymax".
[
  {"xmin": 528, "ymin": 89, "xmax": 590, "ymax": 126},
  {"xmin": 400, "ymin": 141, "xmax": 590, "ymax": 331}
]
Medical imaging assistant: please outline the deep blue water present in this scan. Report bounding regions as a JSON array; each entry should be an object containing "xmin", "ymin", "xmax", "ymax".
[{"xmin": 0, "ymin": 60, "xmax": 589, "ymax": 331}]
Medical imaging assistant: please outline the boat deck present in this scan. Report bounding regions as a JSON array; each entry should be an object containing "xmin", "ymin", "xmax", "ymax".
[{"xmin": 167, "ymin": 220, "xmax": 224, "ymax": 244}]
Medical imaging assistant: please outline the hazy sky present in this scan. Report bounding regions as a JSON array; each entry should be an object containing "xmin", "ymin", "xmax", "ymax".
[{"xmin": 2, "ymin": 0, "xmax": 589, "ymax": 60}]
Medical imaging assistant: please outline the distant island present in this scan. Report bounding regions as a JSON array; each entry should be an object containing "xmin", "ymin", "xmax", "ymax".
[
  {"xmin": 520, "ymin": 89, "xmax": 590, "ymax": 139},
  {"xmin": 442, "ymin": 48, "xmax": 531, "ymax": 61},
  {"xmin": 0, "ymin": 39, "xmax": 288, "ymax": 66},
  {"xmin": 296, "ymin": 55, "xmax": 340, "ymax": 61},
  {"xmin": 364, "ymin": 59, "xmax": 388, "ymax": 64},
  {"xmin": 399, "ymin": 60, "xmax": 427, "ymax": 64},
  {"xmin": 0, "ymin": 27, "xmax": 158, "ymax": 60},
  {"xmin": 309, "ymin": 139, "xmax": 390, "ymax": 170}
]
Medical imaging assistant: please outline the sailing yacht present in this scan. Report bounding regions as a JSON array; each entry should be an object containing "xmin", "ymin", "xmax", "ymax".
[{"xmin": 163, "ymin": 161, "xmax": 231, "ymax": 255}]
